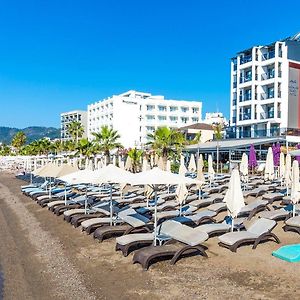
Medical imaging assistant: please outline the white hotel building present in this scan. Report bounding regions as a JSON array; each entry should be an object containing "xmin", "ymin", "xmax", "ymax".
[
  {"xmin": 229, "ymin": 33, "xmax": 300, "ymax": 138},
  {"xmin": 87, "ymin": 90, "xmax": 202, "ymax": 148},
  {"xmin": 60, "ymin": 110, "xmax": 87, "ymax": 141}
]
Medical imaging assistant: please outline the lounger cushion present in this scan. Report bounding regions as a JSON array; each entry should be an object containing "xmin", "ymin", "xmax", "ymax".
[
  {"xmin": 247, "ymin": 218, "xmax": 276, "ymax": 235},
  {"xmin": 239, "ymin": 199, "xmax": 268, "ymax": 213},
  {"xmin": 258, "ymin": 209, "xmax": 289, "ymax": 220},
  {"xmin": 47, "ymin": 200, "xmax": 65, "ymax": 207},
  {"xmin": 219, "ymin": 231, "xmax": 258, "ymax": 245},
  {"xmin": 64, "ymin": 209, "xmax": 86, "ymax": 216},
  {"xmin": 285, "ymin": 216, "xmax": 300, "ymax": 227},
  {"xmin": 195, "ymin": 223, "xmax": 231, "ymax": 234},
  {"xmin": 81, "ymin": 217, "xmax": 112, "ymax": 229},
  {"xmin": 207, "ymin": 202, "xmax": 226, "ymax": 212},
  {"xmin": 116, "ymin": 233, "xmax": 154, "ymax": 246}
]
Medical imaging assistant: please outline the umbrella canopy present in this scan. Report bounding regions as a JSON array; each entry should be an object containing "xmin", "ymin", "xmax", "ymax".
[
  {"xmin": 208, "ymin": 155, "xmax": 215, "ymax": 180},
  {"xmin": 295, "ymin": 144, "xmax": 300, "ymax": 163},
  {"xmin": 175, "ymin": 183, "xmax": 188, "ymax": 206},
  {"xmin": 264, "ymin": 147, "xmax": 274, "ymax": 181},
  {"xmin": 248, "ymin": 144, "xmax": 257, "ymax": 169},
  {"xmin": 223, "ymin": 168, "xmax": 245, "ymax": 219},
  {"xmin": 188, "ymin": 154, "xmax": 197, "ymax": 172},
  {"xmin": 124, "ymin": 155, "xmax": 132, "ymax": 171},
  {"xmin": 279, "ymin": 152, "xmax": 285, "ymax": 179},
  {"xmin": 197, "ymin": 155, "xmax": 205, "ymax": 184},
  {"xmin": 142, "ymin": 157, "xmax": 150, "ymax": 172},
  {"xmin": 157, "ymin": 156, "xmax": 165, "ymax": 170},
  {"xmin": 285, "ymin": 153, "xmax": 292, "ymax": 191},
  {"xmin": 178, "ymin": 155, "xmax": 187, "ymax": 176},
  {"xmin": 240, "ymin": 153, "xmax": 248, "ymax": 177},
  {"xmin": 118, "ymin": 156, "xmax": 124, "ymax": 169},
  {"xmin": 166, "ymin": 159, "xmax": 171, "ymax": 173},
  {"xmin": 32, "ymin": 163, "xmax": 59, "ymax": 177},
  {"xmin": 129, "ymin": 167, "xmax": 201, "ymax": 186},
  {"xmin": 291, "ymin": 160, "xmax": 300, "ymax": 205},
  {"xmin": 59, "ymin": 169, "xmax": 96, "ymax": 184},
  {"xmin": 272, "ymin": 143, "xmax": 281, "ymax": 167}
]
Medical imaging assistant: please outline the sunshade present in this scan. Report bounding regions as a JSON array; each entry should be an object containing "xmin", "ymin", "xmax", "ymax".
[
  {"xmin": 291, "ymin": 160, "xmax": 300, "ymax": 216},
  {"xmin": 178, "ymin": 155, "xmax": 187, "ymax": 176},
  {"xmin": 240, "ymin": 153, "xmax": 248, "ymax": 183},
  {"xmin": 188, "ymin": 154, "xmax": 197, "ymax": 172},
  {"xmin": 208, "ymin": 155, "xmax": 215, "ymax": 181},
  {"xmin": 285, "ymin": 153, "xmax": 292, "ymax": 194},
  {"xmin": 223, "ymin": 168, "xmax": 245, "ymax": 230},
  {"xmin": 264, "ymin": 147, "xmax": 274, "ymax": 181}
]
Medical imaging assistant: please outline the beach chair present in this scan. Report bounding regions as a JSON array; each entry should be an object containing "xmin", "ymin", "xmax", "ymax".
[
  {"xmin": 132, "ymin": 220, "xmax": 209, "ymax": 270},
  {"xmin": 218, "ymin": 218, "xmax": 280, "ymax": 252},
  {"xmin": 283, "ymin": 215, "xmax": 300, "ymax": 235},
  {"xmin": 238, "ymin": 199, "xmax": 269, "ymax": 220}
]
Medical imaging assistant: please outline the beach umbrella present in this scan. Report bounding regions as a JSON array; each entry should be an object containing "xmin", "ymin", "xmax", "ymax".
[
  {"xmin": 178, "ymin": 155, "xmax": 187, "ymax": 176},
  {"xmin": 188, "ymin": 154, "xmax": 197, "ymax": 172},
  {"xmin": 112, "ymin": 155, "xmax": 116, "ymax": 166},
  {"xmin": 208, "ymin": 155, "xmax": 215, "ymax": 184},
  {"xmin": 248, "ymin": 144, "xmax": 258, "ymax": 172},
  {"xmin": 285, "ymin": 153, "xmax": 292, "ymax": 195},
  {"xmin": 118, "ymin": 156, "xmax": 124, "ymax": 169},
  {"xmin": 279, "ymin": 153, "xmax": 285, "ymax": 185},
  {"xmin": 296, "ymin": 144, "xmax": 300, "ymax": 164},
  {"xmin": 175, "ymin": 183, "xmax": 188, "ymax": 215},
  {"xmin": 157, "ymin": 156, "xmax": 165, "ymax": 170},
  {"xmin": 154, "ymin": 154, "xmax": 159, "ymax": 166},
  {"xmin": 223, "ymin": 168, "xmax": 245, "ymax": 231},
  {"xmin": 125, "ymin": 155, "xmax": 132, "ymax": 171},
  {"xmin": 272, "ymin": 143, "xmax": 281, "ymax": 167},
  {"xmin": 291, "ymin": 160, "xmax": 300, "ymax": 216},
  {"xmin": 240, "ymin": 153, "xmax": 248, "ymax": 185},
  {"xmin": 142, "ymin": 157, "xmax": 150, "ymax": 172},
  {"xmin": 166, "ymin": 159, "xmax": 171, "ymax": 173},
  {"xmin": 129, "ymin": 168, "xmax": 202, "ymax": 245},
  {"xmin": 196, "ymin": 155, "xmax": 205, "ymax": 199},
  {"xmin": 264, "ymin": 147, "xmax": 274, "ymax": 181}
]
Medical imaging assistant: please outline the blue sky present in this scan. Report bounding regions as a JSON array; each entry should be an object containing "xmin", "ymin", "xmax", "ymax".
[{"xmin": 0, "ymin": 0, "xmax": 300, "ymax": 128}]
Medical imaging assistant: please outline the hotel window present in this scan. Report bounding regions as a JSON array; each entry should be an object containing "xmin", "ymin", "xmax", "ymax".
[
  {"xmin": 158, "ymin": 105, "xmax": 167, "ymax": 112},
  {"xmin": 192, "ymin": 107, "xmax": 199, "ymax": 114},
  {"xmin": 146, "ymin": 115, "xmax": 155, "ymax": 120},
  {"xmin": 170, "ymin": 106, "xmax": 178, "ymax": 112},
  {"xmin": 170, "ymin": 116, "xmax": 178, "ymax": 122},
  {"xmin": 146, "ymin": 126, "xmax": 155, "ymax": 131},
  {"xmin": 158, "ymin": 115, "xmax": 167, "ymax": 121},
  {"xmin": 181, "ymin": 117, "xmax": 189, "ymax": 123},
  {"xmin": 146, "ymin": 105, "xmax": 155, "ymax": 111},
  {"xmin": 181, "ymin": 107, "xmax": 189, "ymax": 113},
  {"xmin": 192, "ymin": 117, "xmax": 199, "ymax": 123}
]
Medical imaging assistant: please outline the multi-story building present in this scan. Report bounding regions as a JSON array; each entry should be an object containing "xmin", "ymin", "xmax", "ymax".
[
  {"xmin": 60, "ymin": 110, "xmax": 87, "ymax": 141},
  {"xmin": 229, "ymin": 32, "xmax": 300, "ymax": 138},
  {"xmin": 204, "ymin": 112, "xmax": 228, "ymax": 127},
  {"xmin": 87, "ymin": 90, "xmax": 202, "ymax": 148}
]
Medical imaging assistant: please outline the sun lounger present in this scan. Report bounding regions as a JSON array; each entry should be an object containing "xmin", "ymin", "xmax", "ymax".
[
  {"xmin": 283, "ymin": 215, "xmax": 300, "ymax": 235},
  {"xmin": 132, "ymin": 220, "xmax": 209, "ymax": 270},
  {"xmin": 93, "ymin": 208, "xmax": 151, "ymax": 240},
  {"xmin": 262, "ymin": 192, "xmax": 284, "ymax": 203},
  {"xmin": 243, "ymin": 186, "xmax": 268, "ymax": 198},
  {"xmin": 238, "ymin": 199, "xmax": 269, "ymax": 219},
  {"xmin": 218, "ymin": 218, "xmax": 280, "ymax": 252},
  {"xmin": 172, "ymin": 210, "xmax": 217, "ymax": 226},
  {"xmin": 258, "ymin": 208, "xmax": 290, "ymax": 221},
  {"xmin": 189, "ymin": 193, "xmax": 224, "ymax": 208}
]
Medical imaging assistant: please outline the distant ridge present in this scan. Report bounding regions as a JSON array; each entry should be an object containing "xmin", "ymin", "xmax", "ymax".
[{"xmin": 0, "ymin": 126, "xmax": 60, "ymax": 144}]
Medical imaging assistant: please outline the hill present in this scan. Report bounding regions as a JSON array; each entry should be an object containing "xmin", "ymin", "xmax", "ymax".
[{"xmin": 0, "ymin": 126, "xmax": 61, "ymax": 144}]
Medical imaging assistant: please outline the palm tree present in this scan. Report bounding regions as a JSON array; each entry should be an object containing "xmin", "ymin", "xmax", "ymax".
[
  {"xmin": 127, "ymin": 148, "xmax": 143, "ymax": 173},
  {"xmin": 75, "ymin": 138, "xmax": 95, "ymax": 158},
  {"xmin": 11, "ymin": 131, "xmax": 26, "ymax": 152},
  {"xmin": 189, "ymin": 131, "xmax": 202, "ymax": 145},
  {"xmin": 66, "ymin": 121, "xmax": 84, "ymax": 144},
  {"xmin": 92, "ymin": 125, "xmax": 122, "ymax": 165},
  {"xmin": 146, "ymin": 126, "xmax": 186, "ymax": 163}
]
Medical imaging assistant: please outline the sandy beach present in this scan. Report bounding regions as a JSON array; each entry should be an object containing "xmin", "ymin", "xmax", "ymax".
[{"xmin": 0, "ymin": 172, "xmax": 299, "ymax": 300}]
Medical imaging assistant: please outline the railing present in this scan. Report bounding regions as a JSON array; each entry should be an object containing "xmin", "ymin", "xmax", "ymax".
[
  {"xmin": 239, "ymin": 94, "xmax": 252, "ymax": 102},
  {"xmin": 232, "ymin": 99, "xmax": 237, "ymax": 106},
  {"xmin": 262, "ymin": 50, "xmax": 275, "ymax": 60},
  {"xmin": 261, "ymin": 72, "xmax": 275, "ymax": 80},
  {"xmin": 261, "ymin": 93, "xmax": 274, "ymax": 100},
  {"xmin": 240, "ymin": 55, "xmax": 252, "ymax": 64},
  {"xmin": 239, "ymin": 76, "xmax": 252, "ymax": 83},
  {"xmin": 233, "ymin": 82, "xmax": 237, "ymax": 88},
  {"xmin": 239, "ymin": 114, "xmax": 251, "ymax": 121},
  {"xmin": 225, "ymin": 127, "xmax": 300, "ymax": 139}
]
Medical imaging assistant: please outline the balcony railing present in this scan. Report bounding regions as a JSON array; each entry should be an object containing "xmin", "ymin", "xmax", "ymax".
[
  {"xmin": 240, "ymin": 55, "xmax": 252, "ymax": 64},
  {"xmin": 233, "ymin": 82, "xmax": 237, "ymax": 88},
  {"xmin": 239, "ymin": 76, "xmax": 252, "ymax": 83},
  {"xmin": 262, "ymin": 50, "xmax": 275, "ymax": 60},
  {"xmin": 261, "ymin": 72, "xmax": 275, "ymax": 80},
  {"xmin": 239, "ymin": 94, "xmax": 252, "ymax": 102},
  {"xmin": 261, "ymin": 93, "xmax": 274, "ymax": 100},
  {"xmin": 239, "ymin": 114, "xmax": 251, "ymax": 121},
  {"xmin": 232, "ymin": 99, "xmax": 237, "ymax": 106}
]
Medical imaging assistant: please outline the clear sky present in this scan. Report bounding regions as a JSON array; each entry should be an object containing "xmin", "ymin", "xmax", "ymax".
[{"xmin": 1, "ymin": 0, "xmax": 300, "ymax": 128}]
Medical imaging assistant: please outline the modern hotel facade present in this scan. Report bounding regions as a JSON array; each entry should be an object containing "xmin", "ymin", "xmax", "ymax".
[
  {"xmin": 60, "ymin": 110, "xmax": 87, "ymax": 141},
  {"xmin": 87, "ymin": 90, "xmax": 202, "ymax": 148},
  {"xmin": 229, "ymin": 33, "xmax": 300, "ymax": 138}
]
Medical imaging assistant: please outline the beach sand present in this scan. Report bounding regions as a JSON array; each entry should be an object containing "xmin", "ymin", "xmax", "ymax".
[{"xmin": 0, "ymin": 172, "xmax": 299, "ymax": 300}]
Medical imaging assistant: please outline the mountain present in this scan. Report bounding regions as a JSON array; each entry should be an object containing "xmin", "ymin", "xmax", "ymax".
[{"xmin": 0, "ymin": 126, "xmax": 61, "ymax": 144}]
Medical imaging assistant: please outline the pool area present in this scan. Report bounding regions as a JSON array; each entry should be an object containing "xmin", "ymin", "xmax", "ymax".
[{"xmin": 272, "ymin": 244, "xmax": 300, "ymax": 263}]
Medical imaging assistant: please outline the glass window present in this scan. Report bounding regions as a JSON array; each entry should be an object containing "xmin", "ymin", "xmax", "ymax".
[
  {"xmin": 181, "ymin": 107, "xmax": 189, "ymax": 113},
  {"xmin": 158, "ymin": 115, "xmax": 167, "ymax": 121},
  {"xmin": 170, "ymin": 106, "xmax": 178, "ymax": 112},
  {"xmin": 146, "ymin": 115, "xmax": 155, "ymax": 120},
  {"xmin": 158, "ymin": 105, "xmax": 167, "ymax": 111},
  {"xmin": 192, "ymin": 107, "xmax": 199, "ymax": 113},
  {"xmin": 192, "ymin": 117, "xmax": 199, "ymax": 122}
]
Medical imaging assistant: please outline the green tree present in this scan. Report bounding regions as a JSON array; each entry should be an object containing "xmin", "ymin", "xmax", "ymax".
[
  {"xmin": 127, "ymin": 148, "xmax": 143, "ymax": 173},
  {"xmin": 0, "ymin": 144, "xmax": 11, "ymax": 156},
  {"xmin": 92, "ymin": 125, "xmax": 122, "ymax": 164},
  {"xmin": 66, "ymin": 121, "xmax": 84, "ymax": 144},
  {"xmin": 75, "ymin": 138, "xmax": 95, "ymax": 158},
  {"xmin": 11, "ymin": 131, "xmax": 27, "ymax": 152},
  {"xmin": 213, "ymin": 124, "xmax": 223, "ymax": 173},
  {"xmin": 189, "ymin": 131, "xmax": 202, "ymax": 145},
  {"xmin": 146, "ymin": 126, "xmax": 186, "ymax": 162}
]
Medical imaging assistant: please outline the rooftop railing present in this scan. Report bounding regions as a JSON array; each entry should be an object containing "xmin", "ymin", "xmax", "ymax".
[{"xmin": 240, "ymin": 55, "xmax": 252, "ymax": 64}]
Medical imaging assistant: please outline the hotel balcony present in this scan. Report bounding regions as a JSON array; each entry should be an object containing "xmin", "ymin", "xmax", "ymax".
[
  {"xmin": 239, "ymin": 76, "xmax": 252, "ymax": 84},
  {"xmin": 240, "ymin": 55, "xmax": 252, "ymax": 65},
  {"xmin": 239, "ymin": 113, "xmax": 251, "ymax": 121},
  {"xmin": 262, "ymin": 50, "xmax": 275, "ymax": 61},
  {"xmin": 261, "ymin": 92, "xmax": 274, "ymax": 100}
]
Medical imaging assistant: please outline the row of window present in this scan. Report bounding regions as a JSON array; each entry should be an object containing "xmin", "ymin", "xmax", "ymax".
[
  {"xmin": 145, "ymin": 115, "xmax": 198, "ymax": 123},
  {"xmin": 146, "ymin": 105, "xmax": 199, "ymax": 113}
]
